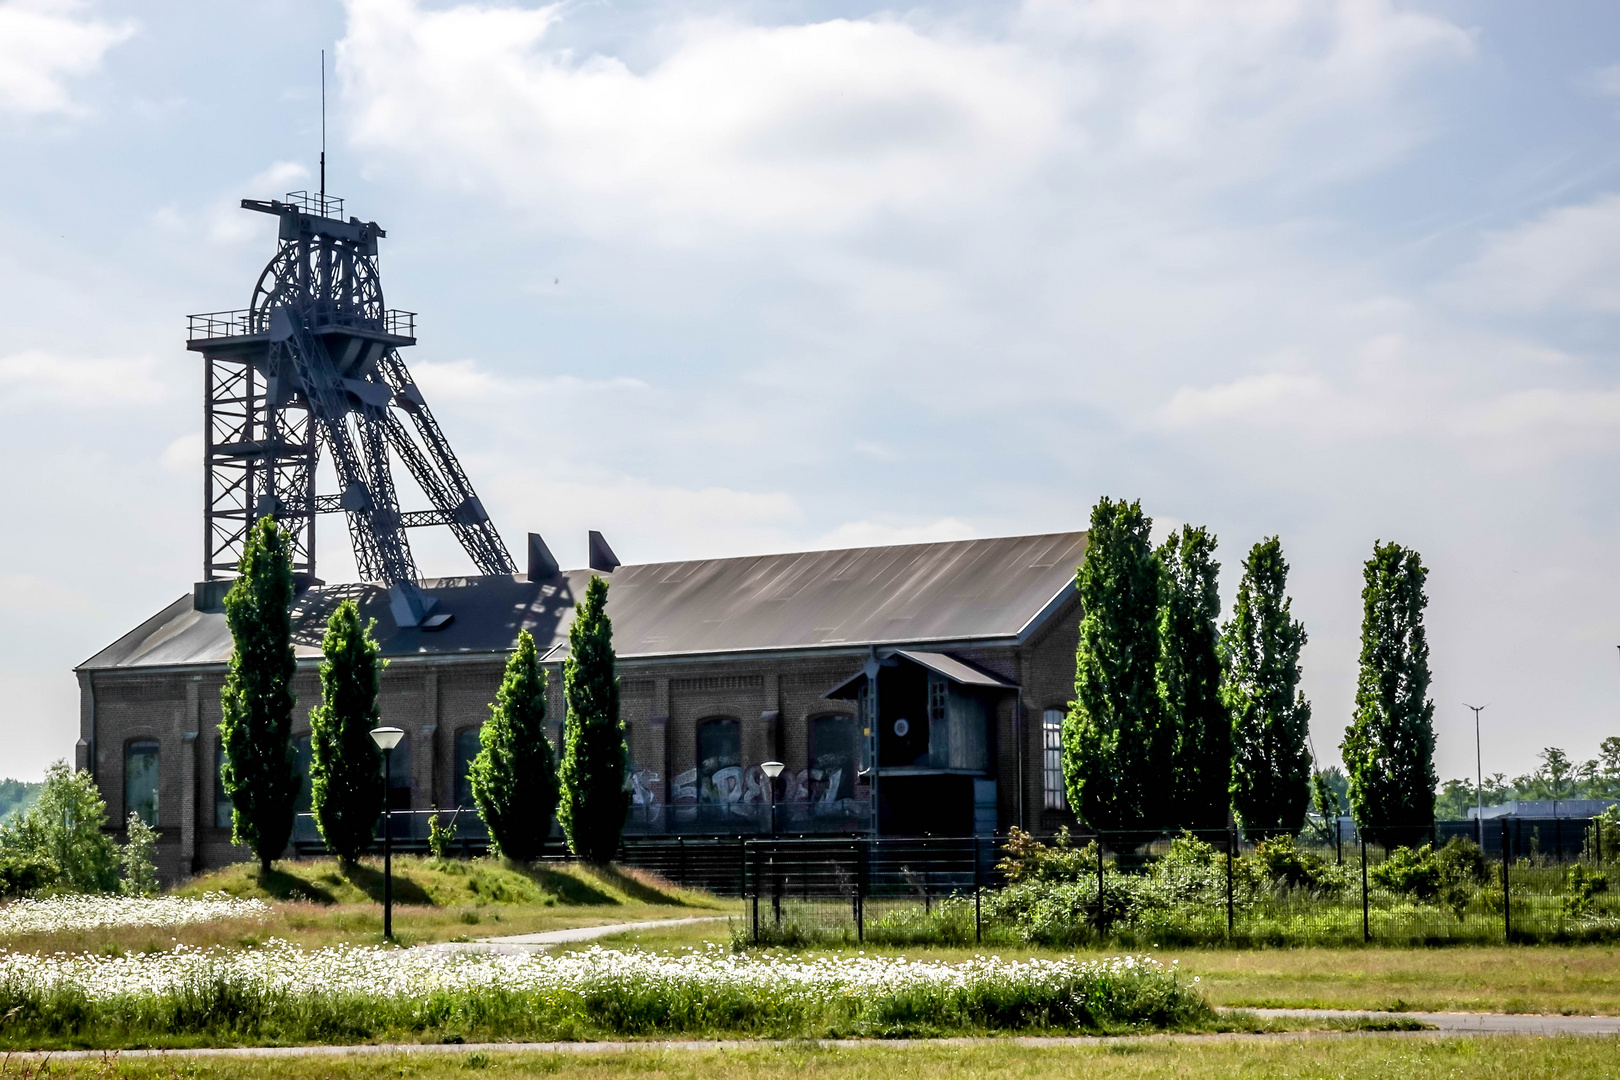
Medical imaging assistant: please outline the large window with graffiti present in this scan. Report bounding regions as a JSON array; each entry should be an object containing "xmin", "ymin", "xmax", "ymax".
[
  {"xmin": 809, "ymin": 714, "xmax": 858, "ymax": 809},
  {"xmin": 696, "ymin": 717, "xmax": 742, "ymax": 804}
]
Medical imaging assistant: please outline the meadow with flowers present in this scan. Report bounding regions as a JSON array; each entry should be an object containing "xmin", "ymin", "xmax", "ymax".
[{"xmin": 0, "ymin": 934, "xmax": 1210, "ymax": 1047}]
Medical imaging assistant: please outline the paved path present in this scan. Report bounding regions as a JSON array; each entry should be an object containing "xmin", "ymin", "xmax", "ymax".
[
  {"xmin": 421, "ymin": 916, "xmax": 730, "ymax": 955},
  {"xmin": 1242, "ymin": 1007, "xmax": 1620, "ymax": 1036},
  {"xmin": 9, "ymin": 1011, "xmax": 1620, "ymax": 1062}
]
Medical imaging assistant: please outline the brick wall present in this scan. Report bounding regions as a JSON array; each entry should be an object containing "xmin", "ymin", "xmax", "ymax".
[{"xmin": 79, "ymin": 607, "xmax": 1084, "ymax": 882}]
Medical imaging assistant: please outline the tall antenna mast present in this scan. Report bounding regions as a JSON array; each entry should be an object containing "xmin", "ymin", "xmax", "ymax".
[{"xmin": 319, "ymin": 50, "xmax": 326, "ymax": 200}]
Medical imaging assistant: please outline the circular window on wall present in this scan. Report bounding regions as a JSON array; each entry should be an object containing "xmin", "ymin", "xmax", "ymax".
[{"xmin": 893, "ymin": 718, "xmax": 910, "ymax": 737}]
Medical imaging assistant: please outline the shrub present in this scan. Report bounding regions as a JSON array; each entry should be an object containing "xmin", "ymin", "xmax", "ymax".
[
  {"xmin": 1562, "ymin": 863, "xmax": 1610, "ymax": 919},
  {"xmin": 996, "ymin": 827, "xmax": 1098, "ymax": 884},
  {"xmin": 1370, "ymin": 844, "xmax": 1441, "ymax": 902},
  {"xmin": 1435, "ymin": 837, "xmax": 1488, "ymax": 885},
  {"xmin": 1252, "ymin": 835, "xmax": 1342, "ymax": 894},
  {"xmin": 118, "ymin": 814, "xmax": 159, "ymax": 897},
  {"xmin": 0, "ymin": 851, "xmax": 57, "ymax": 898},
  {"xmin": 428, "ymin": 809, "xmax": 459, "ymax": 861},
  {"xmin": 0, "ymin": 761, "xmax": 117, "ymax": 894}
]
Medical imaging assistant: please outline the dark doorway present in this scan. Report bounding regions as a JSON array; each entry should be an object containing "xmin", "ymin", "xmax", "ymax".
[{"xmin": 878, "ymin": 774, "xmax": 974, "ymax": 836}]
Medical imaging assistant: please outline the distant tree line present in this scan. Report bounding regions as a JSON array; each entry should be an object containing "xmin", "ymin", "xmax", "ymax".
[
  {"xmin": 1435, "ymin": 740, "xmax": 1620, "ymax": 818},
  {"xmin": 1062, "ymin": 496, "xmax": 1436, "ymax": 843}
]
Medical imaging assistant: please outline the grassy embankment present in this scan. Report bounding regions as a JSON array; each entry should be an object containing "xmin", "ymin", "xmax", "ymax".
[
  {"xmin": 0, "ymin": 1037, "xmax": 1615, "ymax": 1079},
  {"xmin": 0, "ymin": 857, "xmax": 732, "ymax": 955}
]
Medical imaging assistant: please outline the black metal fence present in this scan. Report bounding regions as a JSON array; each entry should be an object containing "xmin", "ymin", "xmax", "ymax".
[{"xmin": 722, "ymin": 822, "xmax": 1620, "ymax": 947}]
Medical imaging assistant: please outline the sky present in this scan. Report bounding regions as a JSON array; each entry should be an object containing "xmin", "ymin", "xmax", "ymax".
[{"xmin": 3, "ymin": 0, "xmax": 1620, "ymax": 785}]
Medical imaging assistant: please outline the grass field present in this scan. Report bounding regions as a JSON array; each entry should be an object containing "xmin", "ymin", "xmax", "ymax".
[
  {"xmin": 0, "ymin": 858, "xmax": 731, "ymax": 955},
  {"xmin": 616, "ymin": 920, "xmax": 1620, "ymax": 1015},
  {"xmin": 0, "ymin": 1037, "xmax": 1615, "ymax": 1079}
]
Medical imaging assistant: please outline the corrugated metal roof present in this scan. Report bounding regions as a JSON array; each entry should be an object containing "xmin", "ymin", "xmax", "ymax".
[{"xmin": 79, "ymin": 531, "xmax": 1086, "ymax": 671}]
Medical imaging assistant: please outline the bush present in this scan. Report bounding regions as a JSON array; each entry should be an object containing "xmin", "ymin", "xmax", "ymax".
[
  {"xmin": 0, "ymin": 761, "xmax": 117, "ymax": 894},
  {"xmin": 1435, "ymin": 837, "xmax": 1488, "ymax": 885},
  {"xmin": 1252, "ymin": 835, "xmax": 1344, "ymax": 895},
  {"xmin": 1562, "ymin": 863, "xmax": 1609, "ymax": 919},
  {"xmin": 996, "ymin": 827, "xmax": 1098, "ymax": 884},
  {"xmin": 1370, "ymin": 844, "xmax": 1442, "ymax": 902},
  {"xmin": 118, "ymin": 814, "xmax": 159, "ymax": 897},
  {"xmin": 0, "ymin": 851, "xmax": 57, "ymax": 898},
  {"xmin": 428, "ymin": 810, "xmax": 458, "ymax": 861}
]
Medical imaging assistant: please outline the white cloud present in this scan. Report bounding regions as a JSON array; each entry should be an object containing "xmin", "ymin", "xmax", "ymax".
[
  {"xmin": 1584, "ymin": 62, "xmax": 1620, "ymax": 98},
  {"xmin": 0, "ymin": 350, "xmax": 168, "ymax": 409},
  {"xmin": 0, "ymin": 1, "xmax": 131, "ymax": 116},
  {"xmin": 341, "ymin": 0, "xmax": 1064, "ymax": 239},
  {"xmin": 1451, "ymin": 192, "xmax": 1620, "ymax": 314},
  {"xmin": 410, "ymin": 359, "xmax": 646, "ymax": 402},
  {"xmin": 160, "ymin": 431, "xmax": 201, "ymax": 474}
]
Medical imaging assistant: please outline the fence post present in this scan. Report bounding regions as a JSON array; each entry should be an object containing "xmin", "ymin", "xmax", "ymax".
[
  {"xmin": 1502, "ymin": 817, "xmax": 1511, "ymax": 943},
  {"xmin": 1225, "ymin": 826, "xmax": 1235, "ymax": 940},
  {"xmin": 748, "ymin": 842, "xmax": 760, "ymax": 945},
  {"xmin": 1336, "ymin": 817, "xmax": 1342, "ymax": 866},
  {"xmin": 1361, "ymin": 833, "xmax": 1370, "ymax": 944},
  {"xmin": 738, "ymin": 836, "xmax": 746, "ymax": 898},
  {"xmin": 772, "ymin": 846, "xmax": 782, "ymax": 926},
  {"xmin": 974, "ymin": 834, "xmax": 983, "ymax": 945},
  {"xmin": 856, "ymin": 837, "xmax": 867, "ymax": 944},
  {"xmin": 678, "ymin": 836, "xmax": 686, "ymax": 887},
  {"xmin": 1096, "ymin": 832, "xmax": 1106, "ymax": 935}
]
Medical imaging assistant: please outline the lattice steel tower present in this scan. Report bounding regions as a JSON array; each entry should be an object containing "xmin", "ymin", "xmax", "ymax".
[{"xmin": 187, "ymin": 191, "xmax": 517, "ymax": 626}]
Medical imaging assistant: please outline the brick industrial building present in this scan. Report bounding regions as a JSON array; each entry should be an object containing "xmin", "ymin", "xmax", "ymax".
[{"xmin": 77, "ymin": 530, "xmax": 1086, "ymax": 882}]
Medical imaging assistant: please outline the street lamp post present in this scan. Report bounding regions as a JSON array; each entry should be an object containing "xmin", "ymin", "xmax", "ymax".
[
  {"xmin": 370, "ymin": 726, "xmax": 405, "ymax": 940},
  {"xmin": 1464, "ymin": 704, "xmax": 1487, "ymax": 847},
  {"xmin": 761, "ymin": 762, "xmax": 785, "ymax": 837}
]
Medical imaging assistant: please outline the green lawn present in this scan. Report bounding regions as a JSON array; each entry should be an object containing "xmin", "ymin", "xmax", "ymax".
[
  {"xmin": 616, "ymin": 921, "xmax": 1620, "ymax": 1016},
  {"xmin": 5, "ymin": 1037, "xmax": 1617, "ymax": 1079}
]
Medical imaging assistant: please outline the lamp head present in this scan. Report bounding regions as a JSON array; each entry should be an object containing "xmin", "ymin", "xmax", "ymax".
[
  {"xmin": 760, "ymin": 761, "xmax": 785, "ymax": 779},
  {"xmin": 370, "ymin": 726, "xmax": 405, "ymax": 752}
]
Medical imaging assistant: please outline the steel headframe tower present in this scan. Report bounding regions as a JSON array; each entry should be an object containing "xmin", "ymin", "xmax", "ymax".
[{"xmin": 187, "ymin": 191, "xmax": 516, "ymax": 626}]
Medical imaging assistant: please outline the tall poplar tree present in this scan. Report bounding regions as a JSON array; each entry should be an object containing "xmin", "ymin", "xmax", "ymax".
[
  {"xmin": 470, "ymin": 630, "xmax": 558, "ymax": 862},
  {"xmin": 1157, "ymin": 524, "xmax": 1231, "ymax": 831},
  {"xmin": 308, "ymin": 600, "xmax": 384, "ymax": 872},
  {"xmin": 1341, "ymin": 541, "xmax": 1436, "ymax": 847},
  {"xmin": 1062, "ymin": 497, "xmax": 1169, "ymax": 839},
  {"xmin": 218, "ymin": 517, "xmax": 301, "ymax": 873},
  {"xmin": 559, "ymin": 575, "xmax": 629, "ymax": 865},
  {"xmin": 1224, "ymin": 537, "xmax": 1312, "ymax": 840}
]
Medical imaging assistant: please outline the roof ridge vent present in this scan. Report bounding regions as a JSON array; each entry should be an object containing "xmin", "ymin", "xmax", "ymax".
[{"xmin": 588, "ymin": 531, "xmax": 620, "ymax": 573}]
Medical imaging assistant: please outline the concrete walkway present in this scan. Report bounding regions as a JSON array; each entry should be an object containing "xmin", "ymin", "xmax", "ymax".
[
  {"xmin": 10, "ymin": 1018, "xmax": 1620, "ymax": 1063},
  {"xmin": 1242, "ymin": 1007, "xmax": 1620, "ymax": 1036},
  {"xmin": 421, "ymin": 916, "xmax": 730, "ymax": 955}
]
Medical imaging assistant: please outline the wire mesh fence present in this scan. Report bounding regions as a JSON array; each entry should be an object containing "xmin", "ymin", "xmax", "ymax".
[{"xmin": 723, "ymin": 821, "xmax": 1620, "ymax": 948}]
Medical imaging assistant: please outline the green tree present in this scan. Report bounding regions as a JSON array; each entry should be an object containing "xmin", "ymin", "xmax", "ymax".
[
  {"xmin": 1224, "ymin": 537, "xmax": 1313, "ymax": 839},
  {"xmin": 1063, "ymin": 497, "xmax": 1169, "ymax": 839},
  {"xmin": 218, "ymin": 517, "xmax": 301, "ymax": 872},
  {"xmin": 1342, "ymin": 541, "xmax": 1436, "ymax": 847},
  {"xmin": 1157, "ymin": 524, "xmax": 1230, "ymax": 831},
  {"xmin": 470, "ymin": 630, "xmax": 559, "ymax": 862},
  {"xmin": 559, "ymin": 575, "xmax": 629, "ymax": 865},
  {"xmin": 308, "ymin": 600, "xmax": 385, "ymax": 871},
  {"xmin": 0, "ymin": 761, "xmax": 117, "ymax": 893}
]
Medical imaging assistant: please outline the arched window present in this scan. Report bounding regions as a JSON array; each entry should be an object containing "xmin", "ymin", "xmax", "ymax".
[
  {"xmin": 1042, "ymin": 709, "xmax": 1067, "ymax": 811},
  {"xmin": 214, "ymin": 742, "xmax": 231, "ymax": 828},
  {"xmin": 809, "ymin": 715, "xmax": 858, "ymax": 806},
  {"xmin": 455, "ymin": 727, "xmax": 481, "ymax": 809},
  {"xmin": 125, "ymin": 740, "xmax": 159, "ymax": 828},
  {"xmin": 293, "ymin": 733, "xmax": 312, "ymax": 814},
  {"xmin": 696, "ymin": 718, "xmax": 741, "ymax": 804},
  {"xmin": 380, "ymin": 732, "xmax": 411, "ymax": 810}
]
